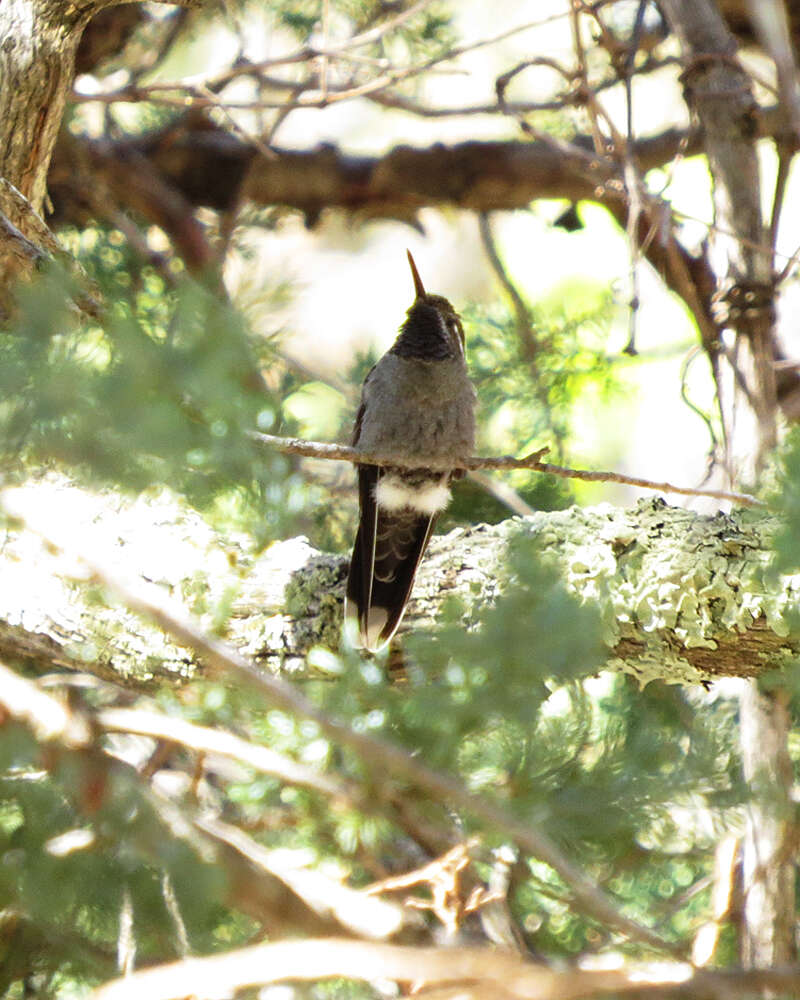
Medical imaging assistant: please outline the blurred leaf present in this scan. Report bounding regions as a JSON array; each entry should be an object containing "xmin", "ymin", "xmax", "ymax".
[{"xmin": 0, "ymin": 256, "xmax": 298, "ymax": 544}]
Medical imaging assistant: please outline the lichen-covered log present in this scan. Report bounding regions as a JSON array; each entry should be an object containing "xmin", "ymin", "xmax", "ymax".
[{"xmin": 2, "ymin": 479, "xmax": 797, "ymax": 688}]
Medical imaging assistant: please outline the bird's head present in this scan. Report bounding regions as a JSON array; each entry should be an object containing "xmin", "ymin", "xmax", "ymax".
[{"xmin": 391, "ymin": 251, "xmax": 465, "ymax": 361}]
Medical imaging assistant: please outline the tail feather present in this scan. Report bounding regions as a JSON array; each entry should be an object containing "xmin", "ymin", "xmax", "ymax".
[{"xmin": 345, "ymin": 466, "xmax": 436, "ymax": 650}]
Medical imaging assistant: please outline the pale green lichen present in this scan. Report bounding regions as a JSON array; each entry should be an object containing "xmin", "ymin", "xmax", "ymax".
[
  {"xmin": 283, "ymin": 557, "xmax": 347, "ymax": 652},
  {"xmin": 2, "ymin": 476, "xmax": 797, "ymax": 687},
  {"xmin": 500, "ymin": 498, "xmax": 798, "ymax": 685}
]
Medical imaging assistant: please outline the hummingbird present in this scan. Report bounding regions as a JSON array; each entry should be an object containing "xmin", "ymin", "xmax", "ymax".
[{"xmin": 345, "ymin": 251, "xmax": 476, "ymax": 651}]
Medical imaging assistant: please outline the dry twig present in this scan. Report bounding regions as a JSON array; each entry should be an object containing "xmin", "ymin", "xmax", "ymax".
[
  {"xmin": 71, "ymin": 12, "xmax": 545, "ymax": 115},
  {"xmin": 251, "ymin": 432, "xmax": 764, "ymax": 507}
]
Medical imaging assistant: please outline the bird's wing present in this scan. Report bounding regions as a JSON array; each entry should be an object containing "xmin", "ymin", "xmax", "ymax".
[
  {"xmin": 346, "ymin": 467, "xmax": 436, "ymax": 650},
  {"xmin": 345, "ymin": 384, "xmax": 380, "ymax": 645},
  {"xmin": 345, "ymin": 462, "xmax": 380, "ymax": 640},
  {"xmin": 346, "ymin": 363, "xmax": 436, "ymax": 650},
  {"xmin": 350, "ymin": 363, "xmax": 377, "ymax": 446}
]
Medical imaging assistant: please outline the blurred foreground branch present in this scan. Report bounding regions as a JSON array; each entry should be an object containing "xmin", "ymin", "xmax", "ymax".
[
  {"xmin": 91, "ymin": 935, "xmax": 800, "ymax": 1000},
  {"xmin": 0, "ymin": 661, "xmax": 410, "ymax": 940},
  {"xmin": 0, "ymin": 487, "xmax": 675, "ymax": 954}
]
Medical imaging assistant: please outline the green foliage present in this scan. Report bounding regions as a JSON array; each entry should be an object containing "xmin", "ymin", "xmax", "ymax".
[
  {"xmin": 0, "ymin": 249, "xmax": 299, "ymax": 544},
  {"xmin": 467, "ymin": 283, "xmax": 619, "ymax": 461},
  {"xmin": 275, "ymin": 0, "xmax": 455, "ymax": 54},
  {"xmin": 306, "ymin": 533, "xmax": 744, "ymax": 955},
  {"xmin": 0, "ymin": 721, "xmax": 229, "ymax": 992},
  {"xmin": 768, "ymin": 425, "xmax": 800, "ymax": 575},
  {"xmin": 462, "ymin": 282, "xmax": 619, "ymax": 513}
]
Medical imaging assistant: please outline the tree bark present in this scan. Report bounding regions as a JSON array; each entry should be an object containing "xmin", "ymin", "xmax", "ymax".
[
  {"xmin": 661, "ymin": 0, "xmax": 777, "ymax": 473},
  {"xmin": 49, "ymin": 110, "xmax": 790, "ymax": 225},
  {"xmin": 739, "ymin": 681, "xmax": 797, "ymax": 967},
  {"xmin": 659, "ymin": 1, "xmax": 791, "ymax": 971},
  {"xmin": 2, "ymin": 478, "xmax": 795, "ymax": 688},
  {"xmin": 0, "ymin": 2, "xmax": 89, "ymax": 215}
]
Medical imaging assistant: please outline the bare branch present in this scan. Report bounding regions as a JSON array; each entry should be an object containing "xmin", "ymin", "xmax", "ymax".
[
  {"xmin": 196, "ymin": 816, "xmax": 409, "ymax": 941},
  {"xmin": 72, "ymin": 12, "xmax": 547, "ymax": 115},
  {"xmin": 0, "ymin": 659, "xmax": 91, "ymax": 747},
  {"xmin": 252, "ymin": 430, "xmax": 551, "ymax": 471},
  {"xmin": 534, "ymin": 460, "xmax": 763, "ymax": 507},
  {"xmin": 478, "ymin": 213, "xmax": 537, "ymax": 362},
  {"xmin": 250, "ymin": 432, "xmax": 764, "ymax": 507},
  {"xmin": 98, "ymin": 707, "xmax": 354, "ymax": 802},
  {"xmin": 90, "ymin": 935, "xmax": 800, "ymax": 1000}
]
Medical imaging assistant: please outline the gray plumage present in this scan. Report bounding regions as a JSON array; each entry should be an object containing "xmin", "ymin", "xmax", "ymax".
[
  {"xmin": 355, "ymin": 354, "xmax": 475, "ymax": 458},
  {"xmin": 345, "ymin": 253, "xmax": 476, "ymax": 651}
]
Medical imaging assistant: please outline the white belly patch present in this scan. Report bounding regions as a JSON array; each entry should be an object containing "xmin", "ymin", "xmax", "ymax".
[{"xmin": 374, "ymin": 475, "xmax": 451, "ymax": 515}]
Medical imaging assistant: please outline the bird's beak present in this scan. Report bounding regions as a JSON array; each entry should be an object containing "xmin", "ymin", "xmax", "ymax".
[{"xmin": 406, "ymin": 250, "xmax": 426, "ymax": 299}]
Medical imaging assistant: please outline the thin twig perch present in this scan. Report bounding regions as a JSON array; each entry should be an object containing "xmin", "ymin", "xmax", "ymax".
[{"xmin": 251, "ymin": 432, "xmax": 764, "ymax": 507}]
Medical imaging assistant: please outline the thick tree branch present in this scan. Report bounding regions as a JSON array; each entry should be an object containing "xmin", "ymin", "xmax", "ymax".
[
  {"xmin": 51, "ymin": 121, "xmax": 704, "ymax": 225},
  {"xmin": 53, "ymin": 104, "xmax": 795, "ymax": 224},
  {"xmin": 0, "ymin": 479, "xmax": 791, "ymax": 689}
]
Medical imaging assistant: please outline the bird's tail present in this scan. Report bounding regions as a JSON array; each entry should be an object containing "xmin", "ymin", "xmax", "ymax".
[{"xmin": 345, "ymin": 507, "xmax": 436, "ymax": 651}]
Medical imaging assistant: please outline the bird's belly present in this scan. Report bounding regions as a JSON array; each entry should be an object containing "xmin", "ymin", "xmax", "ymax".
[
  {"xmin": 373, "ymin": 474, "xmax": 451, "ymax": 515},
  {"xmin": 379, "ymin": 398, "xmax": 474, "ymax": 460}
]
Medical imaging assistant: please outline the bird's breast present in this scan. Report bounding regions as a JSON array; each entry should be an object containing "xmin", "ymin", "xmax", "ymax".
[{"xmin": 358, "ymin": 356, "xmax": 475, "ymax": 460}]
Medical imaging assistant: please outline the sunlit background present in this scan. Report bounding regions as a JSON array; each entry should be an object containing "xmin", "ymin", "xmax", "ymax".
[{"xmin": 70, "ymin": 0, "xmax": 800, "ymax": 518}]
